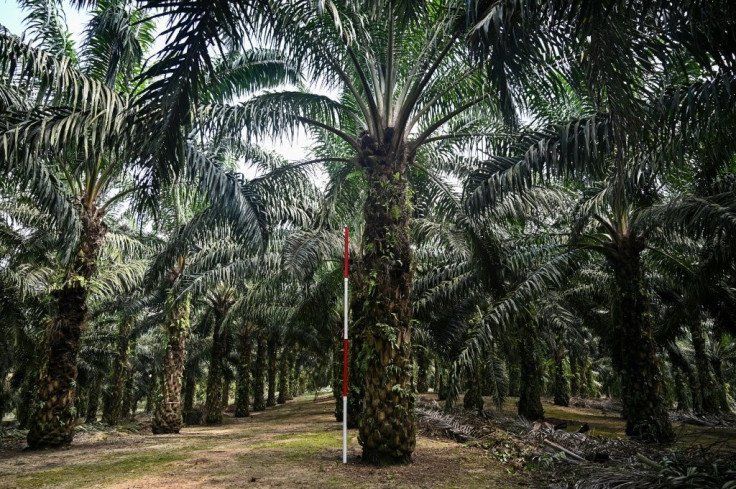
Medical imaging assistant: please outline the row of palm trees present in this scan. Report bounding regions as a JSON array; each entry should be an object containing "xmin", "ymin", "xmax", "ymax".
[{"xmin": 0, "ymin": 0, "xmax": 734, "ymax": 465}]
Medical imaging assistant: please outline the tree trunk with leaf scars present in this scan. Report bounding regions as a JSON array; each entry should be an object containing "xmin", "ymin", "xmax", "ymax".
[
  {"xmin": 103, "ymin": 316, "xmax": 134, "ymax": 425},
  {"xmin": 205, "ymin": 305, "xmax": 228, "ymax": 424},
  {"xmin": 234, "ymin": 324, "xmax": 253, "ymax": 417},
  {"xmin": 463, "ymin": 367, "xmax": 484, "ymax": 414},
  {"xmin": 356, "ymin": 130, "xmax": 416, "ymax": 464},
  {"xmin": 152, "ymin": 294, "xmax": 191, "ymax": 434},
  {"xmin": 416, "ymin": 347, "xmax": 429, "ymax": 394},
  {"xmin": 518, "ymin": 322, "xmax": 544, "ymax": 421},
  {"xmin": 608, "ymin": 236, "xmax": 674, "ymax": 443},
  {"xmin": 277, "ymin": 349, "xmax": 289, "ymax": 404},
  {"xmin": 266, "ymin": 338, "xmax": 278, "ymax": 407},
  {"xmin": 689, "ymin": 320, "xmax": 722, "ymax": 414},
  {"xmin": 85, "ymin": 376, "xmax": 102, "ymax": 423},
  {"xmin": 27, "ymin": 207, "xmax": 105, "ymax": 449},
  {"xmin": 252, "ymin": 335, "xmax": 266, "ymax": 412},
  {"xmin": 553, "ymin": 339, "xmax": 570, "ymax": 407}
]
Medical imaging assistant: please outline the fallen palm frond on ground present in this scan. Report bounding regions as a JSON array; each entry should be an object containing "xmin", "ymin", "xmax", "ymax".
[{"xmin": 416, "ymin": 397, "xmax": 736, "ymax": 488}]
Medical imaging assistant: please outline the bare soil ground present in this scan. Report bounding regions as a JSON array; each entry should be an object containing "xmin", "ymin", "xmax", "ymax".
[
  {"xmin": 3, "ymin": 394, "xmax": 735, "ymax": 488},
  {"xmin": 0, "ymin": 396, "xmax": 529, "ymax": 489}
]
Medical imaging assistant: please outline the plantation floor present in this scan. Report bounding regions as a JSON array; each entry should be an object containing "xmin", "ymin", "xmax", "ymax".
[{"xmin": 0, "ymin": 396, "xmax": 529, "ymax": 489}]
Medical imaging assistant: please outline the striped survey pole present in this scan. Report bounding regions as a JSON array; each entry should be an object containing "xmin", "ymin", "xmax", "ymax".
[{"xmin": 343, "ymin": 226, "xmax": 349, "ymax": 464}]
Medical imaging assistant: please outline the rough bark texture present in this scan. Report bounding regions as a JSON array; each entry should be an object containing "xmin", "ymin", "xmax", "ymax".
[
  {"xmin": 27, "ymin": 208, "xmax": 105, "ymax": 449},
  {"xmin": 463, "ymin": 368, "xmax": 484, "ymax": 413},
  {"xmin": 252, "ymin": 336, "xmax": 266, "ymax": 412},
  {"xmin": 85, "ymin": 376, "xmax": 102, "ymax": 423},
  {"xmin": 277, "ymin": 349, "xmax": 289, "ymax": 404},
  {"xmin": 518, "ymin": 323, "xmax": 544, "ymax": 421},
  {"xmin": 152, "ymin": 294, "xmax": 191, "ymax": 434},
  {"xmin": 205, "ymin": 306, "xmax": 227, "ymax": 424},
  {"xmin": 222, "ymin": 330, "xmax": 233, "ymax": 409},
  {"xmin": 416, "ymin": 348, "xmax": 429, "ymax": 394},
  {"xmin": 569, "ymin": 352, "xmax": 580, "ymax": 397},
  {"xmin": 234, "ymin": 325, "xmax": 253, "ymax": 417},
  {"xmin": 287, "ymin": 355, "xmax": 298, "ymax": 400},
  {"xmin": 553, "ymin": 344, "xmax": 570, "ymax": 407},
  {"xmin": 609, "ymin": 238, "xmax": 674, "ymax": 443},
  {"xmin": 266, "ymin": 338, "xmax": 277, "ymax": 407},
  {"xmin": 689, "ymin": 320, "xmax": 721, "ymax": 414},
  {"xmin": 121, "ymin": 357, "xmax": 135, "ymax": 422},
  {"xmin": 145, "ymin": 374, "xmax": 156, "ymax": 414},
  {"xmin": 182, "ymin": 365, "xmax": 196, "ymax": 418},
  {"xmin": 357, "ymin": 131, "xmax": 415, "ymax": 464},
  {"xmin": 103, "ymin": 316, "xmax": 133, "ymax": 425},
  {"xmin": 710, "ymin": 356, "xmax": 731, "ymax": 414}
]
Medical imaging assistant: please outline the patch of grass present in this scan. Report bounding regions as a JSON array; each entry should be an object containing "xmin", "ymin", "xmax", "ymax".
[
  {"xmin": 250, "ymin": 431, "xmax": 341, "ymax": 453},
  {"xmin": 12, "ymin": 450, "xmax": 190, "ymax": 488}
]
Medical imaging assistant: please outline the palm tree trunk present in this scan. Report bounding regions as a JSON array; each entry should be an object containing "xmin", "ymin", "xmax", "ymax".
[
  {"xmin": 103, "ymin": 316, "xmax": 133, "ymax": 425},
  {"xmin": 252, "ymin": 336, "xmax": 266, "ymax": 412},
  {"xmin": 266, "ymin": 338, "xmax": 278, "ymax": 407},
  {"xmin": 85, "ymin": 376, "xmax": 102, "ymax": 423},
  {"xmin": 553, "ymin": 348, "xmax": 570, "ymax": 407},
  {"xmin": 121, "ymin": 355, "xmax": 135, "ymax": 421},
  {"xmin": 518, "ymin": 323, "xmax": 544, "ymax": 420},
  {"xmin": 433, "ymin": 359, "xmax": 440, "ymax": 393},
  {"xmin": 287, "ymin": 354, "xmax": 298, "ymax": 400},
  {"xmin": 222, "ymin": 330, "xmax": 233, "ymax": 409},
  {"xmin": 610, "ymin": 242, "xmax": 674, "ymax": 442},
  {"xmin": 463, "ymin": 367, "xmax": 484, "ymax": 413},
  {"xmin": 182, "ymin": 361, "xmax": 197, "ymax": 420},
  {"xmin": 277, "ymin": 349, "xmax": 289, "ymax": 404},
  {"xmin": 357, "ymin": 133, "xmax": 415, "ymax": 464},
  {"xmin": 152, "ymin": 294, "xmax": 191, "ymax": 434},
  {"xmin": 689, "ymin": 320, "xmax": 720, "ymax": 414},
  {"xmin": 205, "ymin": 307, "xmax": 227, "ymax": 424},
  {"xmin": 234, "ymin": 325, "xmax": 253, "ymax": 417},
  {"xmin": 27, "ymin": 208, "xmax": 105, "ymax": 449},
  {"xmin": 710, "ymin": 355, "xmax": 731, "ymax": 413},
  {"xmin": 416, "ymin": 348, "xmax": 429, "ymax": 394}
]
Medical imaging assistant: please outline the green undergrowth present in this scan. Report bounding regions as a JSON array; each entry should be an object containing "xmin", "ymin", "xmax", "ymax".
[{"xmin": 247, "ymin": 431, "xmax": 341, "ymax": 459}]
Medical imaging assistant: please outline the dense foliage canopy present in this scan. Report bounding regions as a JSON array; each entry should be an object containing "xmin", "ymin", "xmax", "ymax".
[{"xmin": 0, "ymin": 0, "xmax": 734, "ymax": 468}]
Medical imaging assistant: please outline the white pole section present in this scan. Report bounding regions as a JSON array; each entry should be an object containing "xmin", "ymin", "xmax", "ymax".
[{"xmin": 343, "ymin": 226, "xmax": 349, "ymax": 464}]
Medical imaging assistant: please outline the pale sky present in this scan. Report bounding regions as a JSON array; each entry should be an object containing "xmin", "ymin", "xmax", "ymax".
[{"xmin": 0, "ymin": 0, "xmax": 318, "ymax": 176}]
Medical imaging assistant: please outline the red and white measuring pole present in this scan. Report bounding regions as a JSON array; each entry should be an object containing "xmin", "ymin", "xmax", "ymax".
[{"xmin": 342, "ymin": 226, "xmax": 349, "ymax": 464}]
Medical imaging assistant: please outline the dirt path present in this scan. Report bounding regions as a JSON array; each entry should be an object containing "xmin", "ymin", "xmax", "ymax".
[{"xmin": 0, "ymin": 397, "xmax": 527, "ymax": 489}]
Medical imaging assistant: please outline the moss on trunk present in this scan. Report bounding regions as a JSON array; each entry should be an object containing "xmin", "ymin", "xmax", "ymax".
[
  {"xmin": 356, "ymin": 130, "xmax": 415, "ymax": 464},
  {"xmin": 152, "ymin": 294, "xmax": 191, "ymax": 434},
  {"xmin": 27, "ymin": 208, "xmax": 105, "ymax": 449}
]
